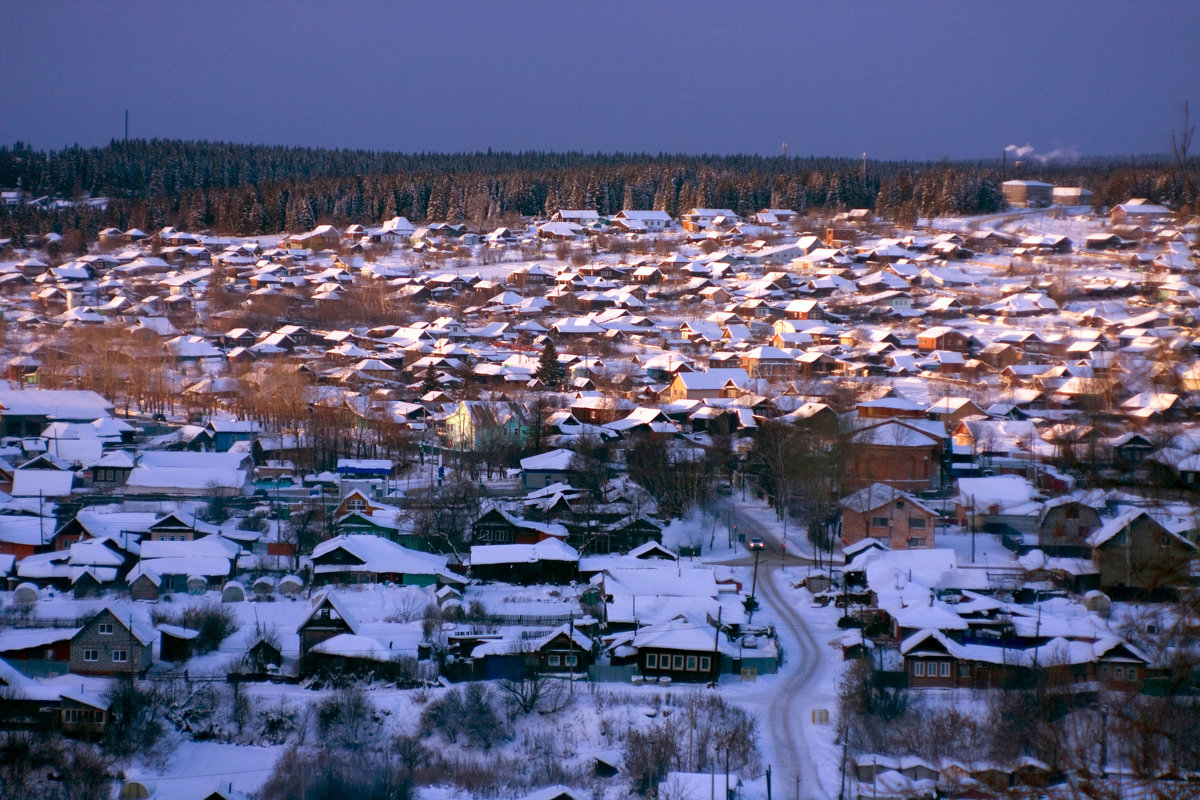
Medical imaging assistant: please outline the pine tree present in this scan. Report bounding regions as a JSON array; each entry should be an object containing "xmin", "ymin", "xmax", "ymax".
[{"xmin": 536, "ymin": 339, "xmax": 565, "ymax": 388}]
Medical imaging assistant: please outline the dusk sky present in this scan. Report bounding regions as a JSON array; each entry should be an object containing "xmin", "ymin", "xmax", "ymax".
[{"xmin": 3, "ymin": 1, "xmax": 1198, "ymax": 160}]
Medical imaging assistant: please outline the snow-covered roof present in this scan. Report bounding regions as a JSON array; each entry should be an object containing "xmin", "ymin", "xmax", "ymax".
[
  {"xmin": 470, "ymin": 538, "xmax": 580, "ymax": 566},
  {"xmin": 520, "ymin": 448, "xmax": 575, "ymax": 472},
  {"xmin": 312, "ymin": 534, "xmax": 450, "ymax": 578},
  {"xmin": 126, "ymin": 451, "xmax": 249, "ymax": 491}
]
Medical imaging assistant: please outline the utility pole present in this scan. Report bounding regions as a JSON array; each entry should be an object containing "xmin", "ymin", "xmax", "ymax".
[
  {"xmin": 124, "ymin": 109, "xmax": 128, "ymax": 141},
  {"xmin": 710, "ymin": 606, "xmax": 722, "ymax": 686},
  {"xmin": 748, "ymin": 540, "xmax": 763, "ymax": 623},
  {"xmin": 970, "ymin": 495, "xmax": 976, "ymax": 563}
]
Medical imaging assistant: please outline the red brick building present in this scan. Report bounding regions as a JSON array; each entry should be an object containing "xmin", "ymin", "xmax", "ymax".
[{"xmin": 840, "ymin": 483, "xmax": 938, "ymax": 549}]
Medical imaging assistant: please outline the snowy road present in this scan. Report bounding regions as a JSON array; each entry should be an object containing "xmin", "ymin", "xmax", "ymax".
[{"xmin": 725, "ymin": 506, "xmax": 838, "ymax": 800}]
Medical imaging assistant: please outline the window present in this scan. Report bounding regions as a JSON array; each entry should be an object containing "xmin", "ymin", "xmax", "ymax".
[
  {"xmin": 908, "ymin": 538, "xmax": 925, "ymax": 548},
  {"xmin": 958, "ymin": 663, "xmax": 970, "ymax": 678},
  {"xmin": 98, "ymin": 623, "xmax": 113, "ymax": 635},
  {"xmin": 686, "ymin": 656, "xmax": 698, "ymax": 671},
  {"xmin": 940, "ymin": 662, "xmax": 951, "ymax": 677},
  {"xmin": 1112, "ymin": 666, "xmax": 1123, "ymax": 680},
  {"xmin": 565, "ymin": 655, "xmax": 578, "ymax": 667},
  {"xmin": 699, "ymin": 657, "xmax": 710, "ymax": 672},
  {"xmin": 672, "ymin": 655, "xmax": 684, "ymax": 670},
  {"xmin": 895, "ymin": 500, "xmax": 905, "ymax": 509},
  {"xmin": 63, "ymin": 709, "xmax": 79, "ymax": 724},
  {"xmin": 1160, "ymin": 535, "xmax": 1172, "ymax": 548},
  {"xmin": 908, "ymin": 517, "xmax": 927, "ymax": 529},
  {"xmin": 871, "ymin": 517, "xmax": 890, "ymax": 528},
  {"xmin": 1127, "ymin": 667, "xmax": 1137, "ymax": 681},
  {"xmin": 346, "ymin": 498, "xmax": 366, "ymax": 512},
  {"xmin": 646, "ymin": 653, "xmax": 657, "ymax": 669},
  {"xmin": 547, "ymin": 655, "xmax": 560, "ymax": 667},
  {"xmin": 913, "ymin": 661, "xmax": 925, "ymax": 677},
  {"xmin": 112, "ymin": 650, "xmax": 128, "ymax": 663},
  {"xmin": 83, "ymin": 649, "xmax": 98, "ymax": 662}
]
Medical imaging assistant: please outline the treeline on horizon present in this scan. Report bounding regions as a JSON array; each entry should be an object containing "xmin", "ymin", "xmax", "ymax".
[{"xmin": 0, "ymin": 139, "xmax": 1194, "ymax": 243}]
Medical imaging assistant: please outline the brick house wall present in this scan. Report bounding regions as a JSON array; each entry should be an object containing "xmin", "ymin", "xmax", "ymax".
[
  {"xmin": 842, "ymin": 501, "xmax": 936, "ymax": 549},
  {"xmin": 849, "ymin": 443, "xmax": 939, "ymax": 491}
]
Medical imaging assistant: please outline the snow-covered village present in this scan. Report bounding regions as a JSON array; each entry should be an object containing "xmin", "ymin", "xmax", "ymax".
[{"xmin": 1, "ymin": 5, "xmax": 1199, "ymax": 800}]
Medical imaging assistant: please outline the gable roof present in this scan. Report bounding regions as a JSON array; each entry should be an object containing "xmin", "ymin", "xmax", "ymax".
[
  {"xmin": 299, "ymin": 593, "xmax": 361, "ymax": 634},
  {"xmin": 840, "ymin": 483, "xmax": 938, "ymax": 515}
]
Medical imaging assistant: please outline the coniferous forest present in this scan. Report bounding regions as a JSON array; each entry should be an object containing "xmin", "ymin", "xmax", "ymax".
[{"xmin": 0, "ymin": 139, "xmax": 1195, "ymax": 244}]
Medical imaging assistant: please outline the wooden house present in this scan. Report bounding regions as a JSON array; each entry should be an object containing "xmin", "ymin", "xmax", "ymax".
[{"xmin": 297, "ymin": 593, "xmax": 360, "ymax": 656}]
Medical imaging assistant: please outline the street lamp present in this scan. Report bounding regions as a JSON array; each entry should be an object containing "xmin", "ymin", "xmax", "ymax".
[{"xmin": 746, "ymin": 537, "xmax": 764, "ymax": 621}]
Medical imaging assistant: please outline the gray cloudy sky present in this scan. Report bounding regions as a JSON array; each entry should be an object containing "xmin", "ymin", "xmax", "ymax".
[{"xmin": 3, "ymin": 1, "xmax": 1197, "ymax": 159}]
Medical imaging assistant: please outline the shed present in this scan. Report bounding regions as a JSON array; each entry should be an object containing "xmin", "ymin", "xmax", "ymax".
[
  {"xmin": 221, "ymin": 581, "xmax": 246, "ymax": 603},
  {"xmin": 158, "ymin": 624, "xmax": 199, "ymax": 662}
]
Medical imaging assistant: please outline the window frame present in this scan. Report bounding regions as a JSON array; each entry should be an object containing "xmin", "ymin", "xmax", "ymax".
[
  {"xmin": 112, "ymin": 650, "xmax": 128, "ymax": 663},
  {"xmin": 547, "ymin": 655, "xmax": 560, "ymax": 667},
  {"xmin": 940, "ymin": 661, "xmax": 951, "ymax": 677},
  {"xmin": 645, "ymin": 653, "xmax": 657, "ymax": 669},
  {"xmin": 913, "ymin": 661, "xmax": 925, "ymax": 677},
  {"xmin": 686, "ymin": 656, "xmax": 698, "ymax": 672},
  {"xmin": 83, "ymin": 649, "xmax": 98, "ymax": 662},
  {"xmin": 699, "ymin": 656, "xmax": 711, "ymax": 672},
  {"xmin": 871, "ymin": 516, "xmax": 890, "ymax": 528},
  {"xmin": 672, "ymin": 655, "xmax": 684, "ymax": 670},
  {"xmin": 98, "ymin": 623, "xmax": 113, "ymax": 635}
]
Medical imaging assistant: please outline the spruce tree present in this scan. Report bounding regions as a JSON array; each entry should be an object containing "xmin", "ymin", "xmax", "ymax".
[
  {"xmin": 420, "ymin": 366, "xmax": 440, "ymax": 396},
  {"xmin": 536, "ymin": 339, "xmax": 565, "ymax": 389}
]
